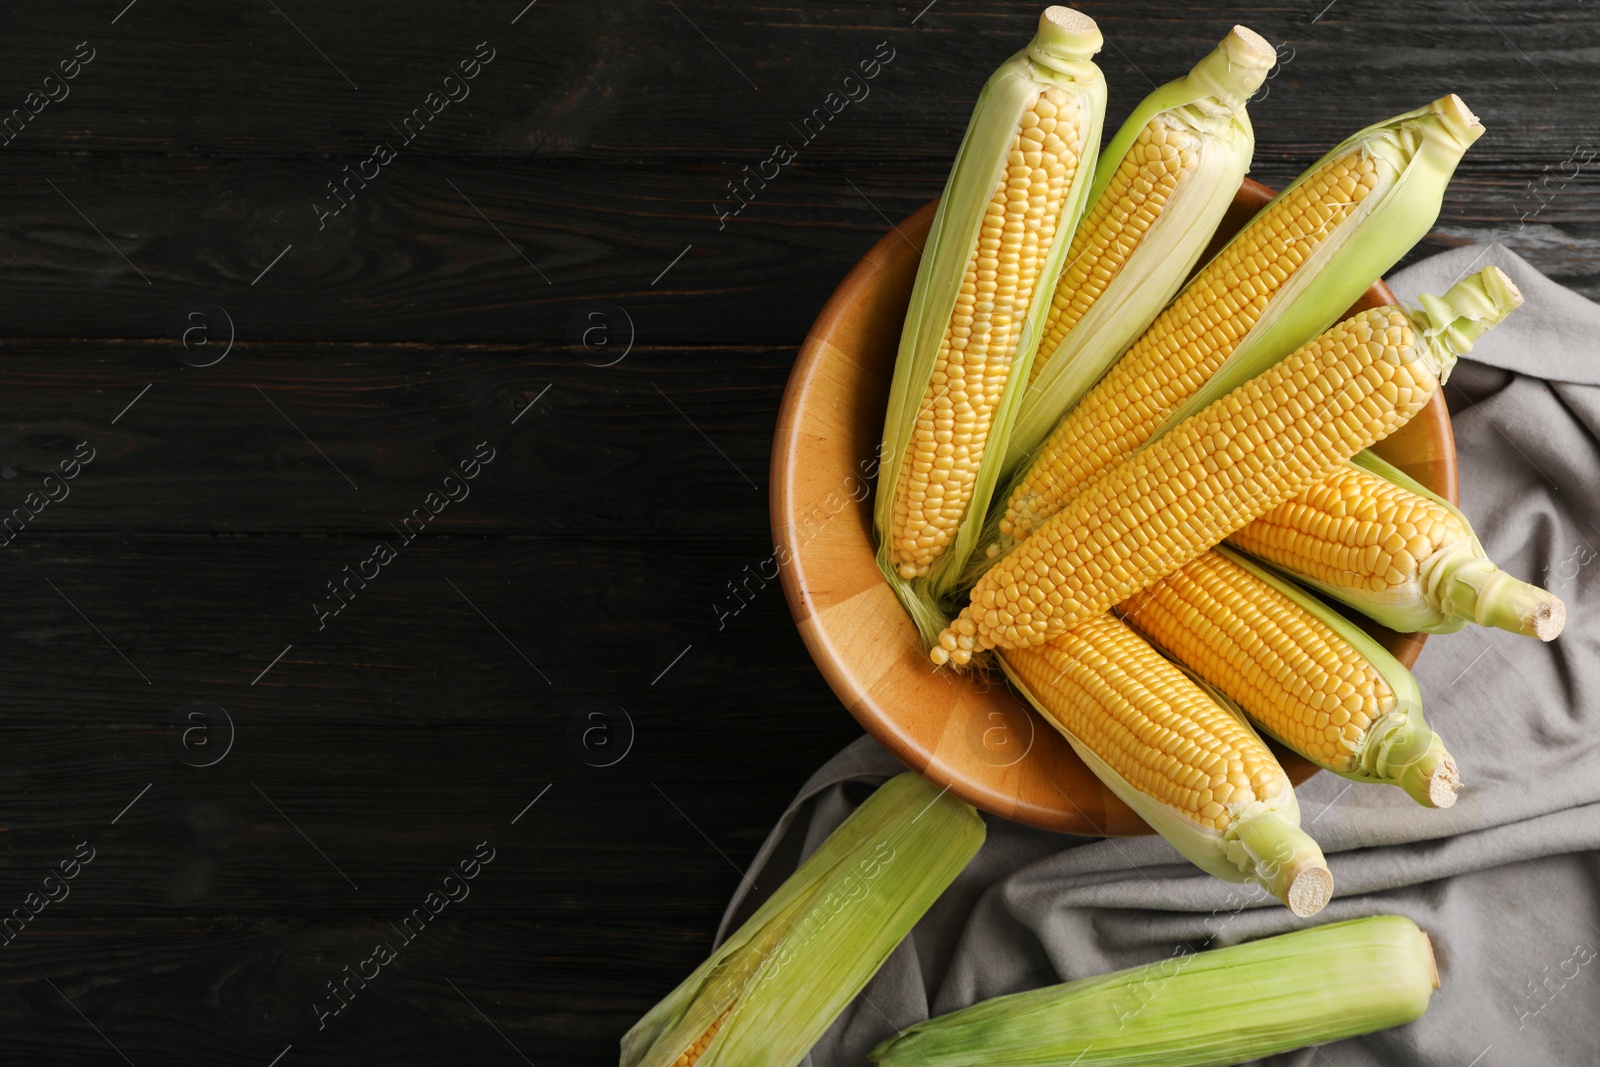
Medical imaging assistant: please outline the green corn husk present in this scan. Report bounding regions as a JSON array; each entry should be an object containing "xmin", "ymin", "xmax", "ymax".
[
  {"xmin": 1199, "ymin": 546, "xmax": 1460, "ymax": 808},
  {"xmin": 1146, "ymin": 93, "xmax": 1484, "ymax": 439},
  {"xmin": 619, "ymin": 773, "xmax": 984, "ymax": 1067},
  {"xmin": 871, "ymin": 915, "xmax": 1440, "ymax": 1067},
  {"xmin": 875, "ymin": 7, "xmax": 1107, "ymax": 648},
  {"xmin": 1250, "ymin": 449, "xmax": 1567, "ymax": 639},
  {"xmin": 1003, "ymin": 25, "xmax": 1276, "ymax": 476}
]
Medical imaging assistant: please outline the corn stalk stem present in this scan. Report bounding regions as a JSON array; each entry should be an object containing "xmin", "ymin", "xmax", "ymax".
[
  {"xmin": 1408, "ymin": 264, "xmax": 1524, "ymax": 381},
  {"xmin": 1361, "ymin": 708, "xmax": 1459, "ymax": 808},
  {"xmin": 1228, "ymin": 809, "xmax": 1332, "ymax": 916},
  {"xmin": 1434, "ymin": 553, "xmax": 1567, "ymax": 639}
]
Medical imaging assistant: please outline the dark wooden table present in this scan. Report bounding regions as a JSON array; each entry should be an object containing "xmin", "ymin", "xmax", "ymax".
[{"xmin": 0, "ymin": 2, "xmax": 1593, "ymax": 1062}]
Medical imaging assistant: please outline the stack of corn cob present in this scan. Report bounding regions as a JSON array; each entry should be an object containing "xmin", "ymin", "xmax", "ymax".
[
  {"xmin": 630, "ymin": 8, "xmax": 1559, "ymax": 1065},
  {"xmin": 869, "ymin": 7, "xmax": 1562, "ymax": 916}
]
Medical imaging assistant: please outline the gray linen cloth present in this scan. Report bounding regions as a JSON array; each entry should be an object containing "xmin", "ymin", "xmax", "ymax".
[{"xmin": 720, "ymin": 245, "xmax": 1600, "ymax": 1066}]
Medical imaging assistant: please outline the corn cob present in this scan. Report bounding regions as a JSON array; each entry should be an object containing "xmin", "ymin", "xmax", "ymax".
[
  {"xmin": 1001, "ymin": 613, "xmax": 1331, "ymax": 914},
  {"xmin": 620, "ymin": 773, "xmax": 984, "ymax": 1067},
  {"xmin": 1119, "ymin": 546, "xmax": 1459, "ymax": 806},
  {"xmin": 934, "ymin": 266, "xmax": 1522, "ymax": 664},
  {"xmin": 870, "ymin": 915, "xmax": 1438, "ymax": 1067},
  {"xmin": 993, "ymin": 95, "xmax": 1484, "ymax": 556},
  {"xmin": 1232, "ymin": 450, "xmax": 1565, "ymax": 639},
  {"xmin": 1006, "ymin": 26, "xmax": 1275, "ymax": 472},
  {"xmin": 875, "ymin": 7, "xmax": 1107, "ymax": 645}
]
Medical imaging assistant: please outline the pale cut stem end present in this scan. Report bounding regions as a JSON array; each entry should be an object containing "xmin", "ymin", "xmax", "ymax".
[
  {"xmin": 1430, "ymin": 93, "xmax": 1484, "ymax": 148},
  {"xmin": 1286, "ymin": 864, "xmax": 1335, "ymax": 918},
  {"xmin": 1422, "ymin": 931, "xmax": 1442, "ymax": 990},
  {"xmin": 1042, "ymin": 5, "xmax": 1097, "ymax": 35},
  {"xmin": 1428, "ymin": 755, "xmax": 1461, "ymax": 809},
  {"xmin": 1033, "ymin": 6, "xmax": 1103, "ymax": 59},
  {"xmin": 1227, "ymin": 24, "xmax": 1276, "ymax": 64},
  {"xmin": 1527, "ymin": 596, "xmax": 1567, "ymax": 642},
  {"xmin": 1187, "ymin": 25, "xmax": 1274, "ymax": 108},
  {"xmin": 1397, "ymin": 750, "xmax": 1460, "ymax": 809},
  {"xmin": 1448, "ymin": 564, "xmax": 1566, "ymax": 641},
  {"xmin": 1378, "ymin": 723, "xmax": 1461, "ymax": 809},
  {"xmin": 1231, "ymin": 810, "xmax": 1333, "ymax": 916}
]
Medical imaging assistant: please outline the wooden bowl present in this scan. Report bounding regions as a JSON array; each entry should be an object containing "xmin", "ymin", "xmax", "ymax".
[{"xmin": 772, "ymin": 179, "xmax": 1458, "ymax": 835}]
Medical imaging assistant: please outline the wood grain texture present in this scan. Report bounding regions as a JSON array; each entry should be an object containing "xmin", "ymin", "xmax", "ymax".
[
  {"xmin": 0, "ymin": 535, "xmax": 840, "ymax": 724},
  {"xmin": 0, "ymin": 3, "xmax": 1593, "ymax": 344},
  {"xmin": 0, "ymin": 157, "xmax": 899, "ymax": 345},
  {"xmin": 0, "ymin": 727, "xmax": 820, "ymax": 915},
  {"xmin": 0, "ymin": 340, "xmax": 780, "ymax": 534},
  {"xmin": 0, "ymin": 161, "xmax": 1591, "ymax": 345},
  {"xmin": 1, "ymin": 918, "xmax": 673, "ymax": 1064},
  {"xmin": 0, "ymin": 1, "xmax": 1591, "ymax": 165},
  {"xmin": 0, "ymin": 1, "xmax": 1586, "ymax": 1062}
]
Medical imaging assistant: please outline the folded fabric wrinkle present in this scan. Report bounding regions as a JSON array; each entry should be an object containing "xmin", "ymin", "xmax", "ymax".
[{"xmin": 724, "ymin": 245, "xmax": 1600, "ymax": 1066}]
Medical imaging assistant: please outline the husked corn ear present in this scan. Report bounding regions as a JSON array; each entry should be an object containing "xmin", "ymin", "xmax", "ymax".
[
  {"xmin": 1003, "ymin": 150, "xmax": 1381, "ymax": 544},
  {"xmin": 889, "ymin": 85, "xmax": 1086, "ymax": 579},
  {"xmin": 1028, "ymin": 120, "xmax": 1202, "ymax": 383},
  {"xmin": 992, "ymin": 95, "xmax": 1484, "ymax": 555},
  {"xmin": 1233, "ymin": 453, "xmax": 1566, "ymax": 639},
  {"xmin": 620, "ymin": 773, "xmax": 984, "ymax": 1067},
  {"xmin": 1234, "ymin": 463, "xmax": 1469, "ymax": 591},
  {"xmin": 934, "ymin": 267, "xmax": 1521, "ymax": 663},
  {"xmin": 1120, "ymin": 550, "xmax": 1389, "ymax": 769},
  {"xmin": 1006, "ymin": 616, "xmax": 1282, "ymax": 832},
  {"xmin": 1004, "ymin": 26, "xmax": 1274, "ymax": 474},
  {"xmin": 870, "ymin": 916, "xmax": 1440, "ymax": 1067},
  {"xmin": 873, "ymin": 8, "xmax": 1106, "ymax": 644},
  {"xmin": 1119, "ymin": 546, "xmax": 1459, "ymax": 807},
  {"xmin": 1002, "ymin": 614, "xmax": 1331, "ymax": 914}
]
